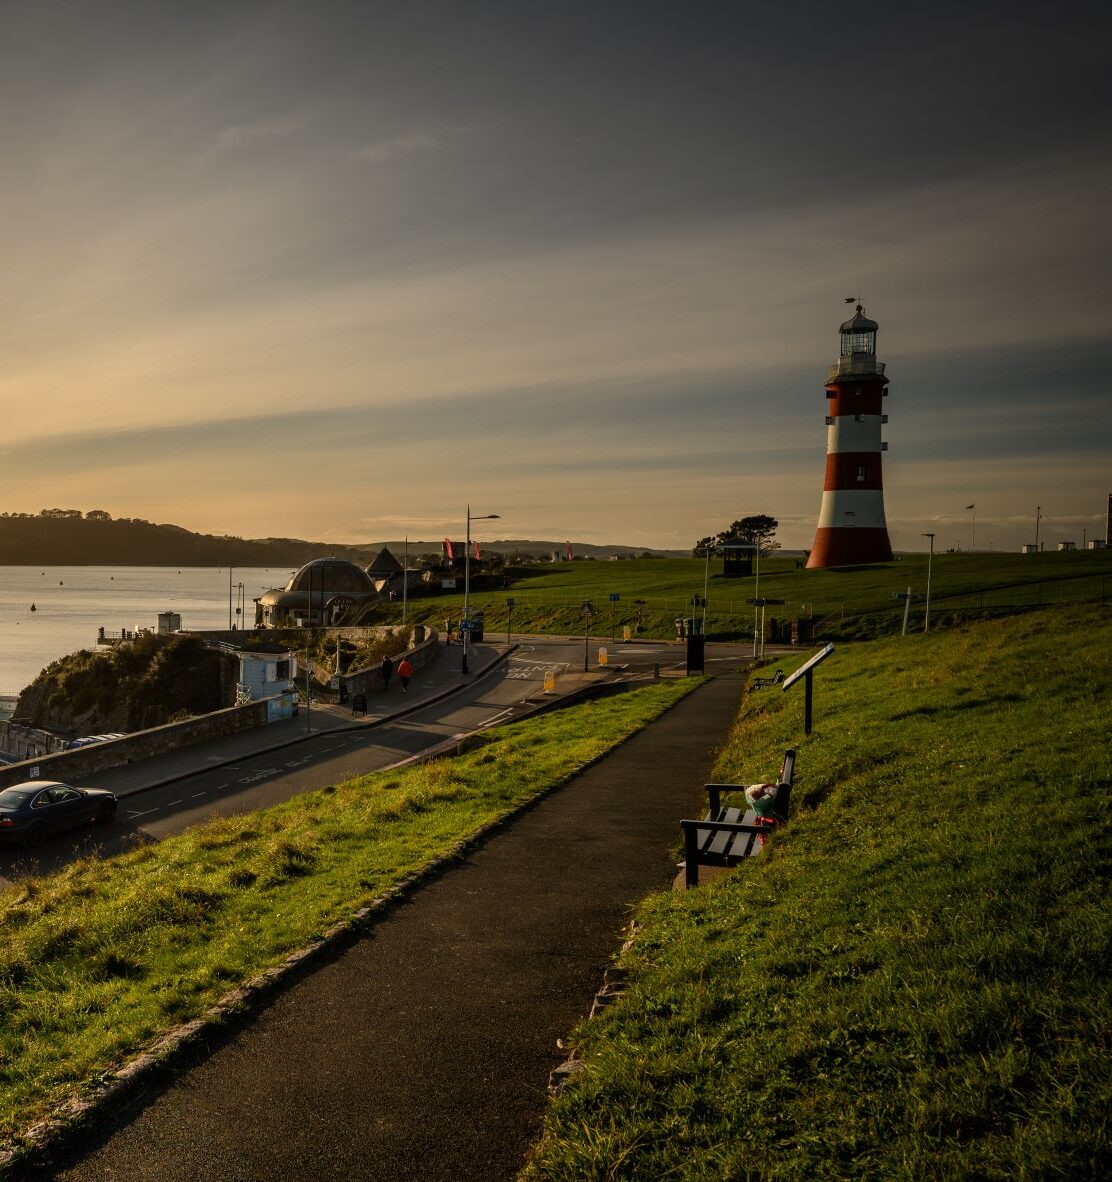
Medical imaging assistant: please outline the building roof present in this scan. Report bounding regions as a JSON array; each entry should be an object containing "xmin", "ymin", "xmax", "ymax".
[
  {"xmin": 840, "ymin": 304, "xmax": 879, "ymax": 333},
  {"xmin": 367, "ymin": 546, "xmax": 404, "ymax": 576},
  {"xmin": 284, "ymin": 557, "xmax": 375, "ymax": 595}
]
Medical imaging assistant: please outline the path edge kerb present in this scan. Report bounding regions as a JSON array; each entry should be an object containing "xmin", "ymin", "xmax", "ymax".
[{"xmin": 0, "ymin": 673, "xmax": 726, "ymax": 1178}]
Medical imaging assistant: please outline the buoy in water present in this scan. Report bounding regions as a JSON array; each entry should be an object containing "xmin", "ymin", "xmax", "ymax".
[{"xmin": 30, "ymin": 603, "xmax": 36, "ymax": 612}]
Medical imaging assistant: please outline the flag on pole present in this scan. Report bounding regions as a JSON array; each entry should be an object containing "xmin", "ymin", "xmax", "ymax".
[
  {"xmin": 845, "ymin": 296, "xmax": 857, "ymax": 303},
  {"xmin": 965, "ymin": 504, "xmax": 975, "ymax": 510},
  {"xmin": 443, "ymin": 537, "xmax": 454, "ymax": 561}
]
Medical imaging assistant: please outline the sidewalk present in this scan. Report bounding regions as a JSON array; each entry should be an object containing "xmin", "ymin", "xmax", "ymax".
[
  {"xmin": 51, "ymin": 672, "xmax": 746, "ymax": 1182},
  {"xmin": 82, "ymin": 642, "xmax": 513, "ymax": 798}
]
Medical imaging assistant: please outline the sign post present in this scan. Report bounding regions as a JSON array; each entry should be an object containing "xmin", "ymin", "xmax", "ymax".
[
  {"xmin": 609, "ymin": 592, "xmax": 620, "ymax": 642},
  {"xmin": 581, "ymin": 601, "xmax": 596, "ymax": 672},
  {"xmin": 892, "ymin": 588, "xmax": 926, "ymax": 637},
  {"xmin": 505, "ymin": 597, "xmax": 515, "ymax": 644},
  {"xmin": 746, "ymin": 597, "xmax": 785, "ymax": 657},
  {"xmin": 781, "ymin": 643, "xmax": 835, "ymax": 735}
]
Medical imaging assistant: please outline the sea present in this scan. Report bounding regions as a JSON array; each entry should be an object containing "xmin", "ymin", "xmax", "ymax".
[{"xmin": 0, "ymin": 566, "xmax": 292, "ymax": 697}]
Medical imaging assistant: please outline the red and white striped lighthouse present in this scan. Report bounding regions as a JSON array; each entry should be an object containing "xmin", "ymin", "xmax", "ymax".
[{"xmin": 806, "ymin": 304, "xmax": 894, "ymax": 568}]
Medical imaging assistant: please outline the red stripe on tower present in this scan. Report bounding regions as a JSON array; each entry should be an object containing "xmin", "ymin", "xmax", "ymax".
[{"xmin": 806, "ymin": 304, "xmax": 894, "ymax": 568}]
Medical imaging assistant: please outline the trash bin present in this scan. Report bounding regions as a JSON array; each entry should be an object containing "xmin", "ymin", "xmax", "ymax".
[
  {"xmin": 686, "ymin": 634, "xmax": 705, "ymax": 673},
  {"xmin": 469, "ymin": 612, "xmax": 485, "ymax": 642}
]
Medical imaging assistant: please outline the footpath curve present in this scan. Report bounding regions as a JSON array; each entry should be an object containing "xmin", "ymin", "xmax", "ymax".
[{"xmin": 35, "ymin": 673, "xmax": 746, "ymax": 1182}]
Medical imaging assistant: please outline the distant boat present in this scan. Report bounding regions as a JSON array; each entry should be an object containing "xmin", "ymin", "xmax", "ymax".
[
  {"xmin": 30, "ymin": 603, "xmax": 36, "ymax": 612},
  {"xmin": 59, "ymin": 580, "xmax": 63, "ymax": 585}
]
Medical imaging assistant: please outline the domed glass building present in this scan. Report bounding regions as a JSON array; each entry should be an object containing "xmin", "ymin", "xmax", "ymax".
[{"xmin": 255, "ymin": 558, "xmax": 381, "ymax": 627}]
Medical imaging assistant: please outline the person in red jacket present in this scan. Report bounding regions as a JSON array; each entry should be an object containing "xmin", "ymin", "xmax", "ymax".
[{"xmin": 397, "ymin": 657, "xmax": 414, "ymax": 693}]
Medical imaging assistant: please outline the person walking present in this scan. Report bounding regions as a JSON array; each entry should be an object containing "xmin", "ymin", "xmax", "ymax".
[
  {"xmin": 380, "ymin": 654, "xmax": 395, "ymax": 691},
  {"xmin": 397, "ymin": 657, "xmax": 414, "ymax": 693}
]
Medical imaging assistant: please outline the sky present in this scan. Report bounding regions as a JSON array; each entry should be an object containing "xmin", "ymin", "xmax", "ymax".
[{"xmin": 0, "ymin": 0, "xmax": 1109, "ymax": 554}]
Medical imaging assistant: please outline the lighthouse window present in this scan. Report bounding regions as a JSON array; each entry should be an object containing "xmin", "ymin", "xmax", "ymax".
[{"xmin": 856, "ymin": 465, "xmax": 866, "ymax": 482}]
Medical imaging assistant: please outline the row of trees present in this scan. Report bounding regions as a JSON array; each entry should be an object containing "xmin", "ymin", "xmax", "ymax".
[
  {"xmin": 1, "ymin": 508, "xmax": 116, "ymax": 520},
  {"xmin": 693, "ymin": 515, "xmax": 779, "ymax": 557}
]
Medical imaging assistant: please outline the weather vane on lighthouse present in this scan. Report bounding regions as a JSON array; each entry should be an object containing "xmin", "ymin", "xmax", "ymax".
[{"xmin": 806, "ymin": 301, "xmax": 894, "ymax": 568}]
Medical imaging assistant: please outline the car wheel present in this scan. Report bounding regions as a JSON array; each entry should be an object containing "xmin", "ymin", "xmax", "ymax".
[
  {"xmin": 95, "ymin": 802, "xmax": 118, "ymax": 825},
  {"xmin": 25, "ymin": 821, "xmax": 47, "ymax": 849}
]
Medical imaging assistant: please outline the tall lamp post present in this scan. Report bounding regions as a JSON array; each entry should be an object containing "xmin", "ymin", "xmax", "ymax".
[
  {"xmin": 966, "ymin": 503, "xmax": 976, "ymax": 553},
  {"xmin": 463, "ymin": 506, "xmax": 500, "ymax": 674},
  {"xmin": 752, "ymin": 543, "xmax": 761, "ymax": 658},
  {"xmin": 921, "ymin": 532, "xmax": 935, "ymax": 632}
]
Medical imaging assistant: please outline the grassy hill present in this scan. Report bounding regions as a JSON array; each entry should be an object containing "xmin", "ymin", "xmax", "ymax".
[
  {"xmin": 390, "ymin": 551, "xmax": 1112, "ymax": 641},
  {"xmin": 523, "ymin": 602, "xmax": 1112, "ymax": 1179}
]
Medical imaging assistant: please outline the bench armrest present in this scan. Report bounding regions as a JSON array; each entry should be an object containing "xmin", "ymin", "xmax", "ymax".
[{"xmin": 704, "ymin": 781, "xmax": 744, "ymax": 816}]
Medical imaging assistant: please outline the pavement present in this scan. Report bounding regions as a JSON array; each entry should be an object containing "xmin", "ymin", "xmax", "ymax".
[{"xmin": 42, "ymin": 670, "xmax": 748, "ymax": 1182}]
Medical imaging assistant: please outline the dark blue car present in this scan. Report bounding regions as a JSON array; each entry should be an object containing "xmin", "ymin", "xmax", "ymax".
[{"xmin": 0, "ymin": 780, "xmax": 118, "ymax": 848}]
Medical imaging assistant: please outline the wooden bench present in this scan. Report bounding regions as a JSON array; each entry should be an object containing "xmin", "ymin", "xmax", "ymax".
[{"xmin": 679, "ymin": 749, "xmax": 796, "ymax": 889}]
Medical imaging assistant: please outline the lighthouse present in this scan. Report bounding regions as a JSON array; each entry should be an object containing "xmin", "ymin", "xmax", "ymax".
[{"xmin": 806, "ymin": 304, "xmax": 894, "ymax": 568}]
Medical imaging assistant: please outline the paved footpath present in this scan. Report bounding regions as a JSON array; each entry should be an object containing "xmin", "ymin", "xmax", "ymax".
[{"xmin": 45, "ymin": 673, "xmax": 746, "ymax": 1182}]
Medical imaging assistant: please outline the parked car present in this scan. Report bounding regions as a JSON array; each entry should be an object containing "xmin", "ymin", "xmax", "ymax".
[{"xmin": 0, "ymin": 780, "xmax": 118, "ymax": 848}]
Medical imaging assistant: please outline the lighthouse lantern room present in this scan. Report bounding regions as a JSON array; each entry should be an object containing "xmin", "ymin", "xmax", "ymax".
[{"xmin": 806, "ymin": 305, "xmax": 894, "ymax": 568}]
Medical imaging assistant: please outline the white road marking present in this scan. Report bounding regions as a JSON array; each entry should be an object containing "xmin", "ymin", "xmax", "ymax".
[
  {"xmin": 166, "ymin": 800, "xmax": 183, "ymax": 807},
  {"xmin": 127, "ymin": 807, "xmax": 160, "ymax": 819},
  {"xmin": 237, "ymin": 767, "xmax": 281, "ymax": 785},
  {"xmin": 191, "ymin": 792, "xmax": 207, "ymax": 798}
]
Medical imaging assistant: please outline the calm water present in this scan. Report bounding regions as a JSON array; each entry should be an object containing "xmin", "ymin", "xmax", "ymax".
[{"xmin": 0, "ymin": 567, "xmax": 293, "ymax": 693}]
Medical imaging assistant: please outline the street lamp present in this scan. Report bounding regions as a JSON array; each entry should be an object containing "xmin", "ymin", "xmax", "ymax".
[
  {"xmin": 463, "ymin": 506, "xmax": 500, "ymax": 674},
  {"xmin": 921, "ymin": 533, "xmax": 935, "ymax": 632}
]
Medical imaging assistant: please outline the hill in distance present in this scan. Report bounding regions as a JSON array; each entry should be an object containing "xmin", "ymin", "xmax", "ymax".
[{"xmin": 0, "ymin": 511, "xmax": 683, "ymax": 566}]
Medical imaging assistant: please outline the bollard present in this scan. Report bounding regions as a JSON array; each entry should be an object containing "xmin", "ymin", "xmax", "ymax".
[{"xmin": 653, "ymin": 662, "xmax": 660, "ymax": 682}]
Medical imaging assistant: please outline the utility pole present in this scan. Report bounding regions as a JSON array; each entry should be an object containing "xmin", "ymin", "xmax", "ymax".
[{"xmin": 1035, "ymin": 505, "xmax": 1042, "ymax": 551}]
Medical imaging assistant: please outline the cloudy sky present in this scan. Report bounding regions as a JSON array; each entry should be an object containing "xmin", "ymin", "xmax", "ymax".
[{"xmin": 0, "ymin": 0, "xmax": 1108, "ymax": 552}]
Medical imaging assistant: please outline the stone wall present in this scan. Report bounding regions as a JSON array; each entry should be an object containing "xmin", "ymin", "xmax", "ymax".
[
  {"xmin": 0, "ymin": 694, "xmax": 294, "ymax": 790},
  {"xmin": 338, "ymin": 630, "xmax": 440, "ymax": 699}
]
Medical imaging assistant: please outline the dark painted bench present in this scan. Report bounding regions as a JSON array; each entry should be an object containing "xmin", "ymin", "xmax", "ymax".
[
  {"xmin": 679, "ymin": 748, "xmax": 797, "ymax": 889},
  {"xmin": 751, "ymin": 669, "xmax": 785, "ymax": 689}
]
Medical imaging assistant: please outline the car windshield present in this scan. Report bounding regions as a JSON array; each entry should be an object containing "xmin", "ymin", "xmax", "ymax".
[{"xmin": 0, "ymin": 789, "xmax": 34, "ymax": 808}]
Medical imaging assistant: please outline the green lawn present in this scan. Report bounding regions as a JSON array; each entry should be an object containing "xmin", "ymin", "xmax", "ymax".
[
  {"xmin": 522, "ymin": 602, "xmax": 1112, "ymax": 1180},
  {"xmin": 381, "ymin": 551, "xmax": 1112, "ymax": 642},
  {"xmin": 0, "ymin": 678, "xmax": 698, "ymax": 1151}
]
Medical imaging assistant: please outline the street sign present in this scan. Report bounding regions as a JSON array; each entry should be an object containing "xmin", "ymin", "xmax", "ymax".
[
  {"xmin": 609, "ymin": 593, "xmax": 620, "ymax": 602},
  {"xmin": 506, "ymin": 597, "xmax": 515, "ymax": 606},
  {"xmin": 459, "ymin": 620, "xmax": 472, "ymax": 633},
  {"xmin": 581, "ymin": 601, "xmax": 596, "ymax": 617}
]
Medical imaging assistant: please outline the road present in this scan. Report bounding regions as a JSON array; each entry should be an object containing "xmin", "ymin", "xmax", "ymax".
[{"xmin": 0, "ymin": 635, "xmax": 764, "ymax": 885}]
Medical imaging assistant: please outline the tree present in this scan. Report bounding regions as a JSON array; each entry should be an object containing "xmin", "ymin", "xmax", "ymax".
[{"xmin": 695, "ymin": 515, "xmax": 780, "ymax": 556}]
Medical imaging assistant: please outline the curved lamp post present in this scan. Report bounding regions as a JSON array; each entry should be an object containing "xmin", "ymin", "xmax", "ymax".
[
  {"xmin": 921, "ymin": 532, "xmax": 935, "ymax": 632},
  {"xmin": 463, "ymin": 506, "xmax": 500, "ymax": 674}
]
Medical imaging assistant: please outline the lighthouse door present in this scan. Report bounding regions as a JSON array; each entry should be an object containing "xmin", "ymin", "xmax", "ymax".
[{"xmin": 843, "ymin": 510, "xmax": 856, "ymax": 527}]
